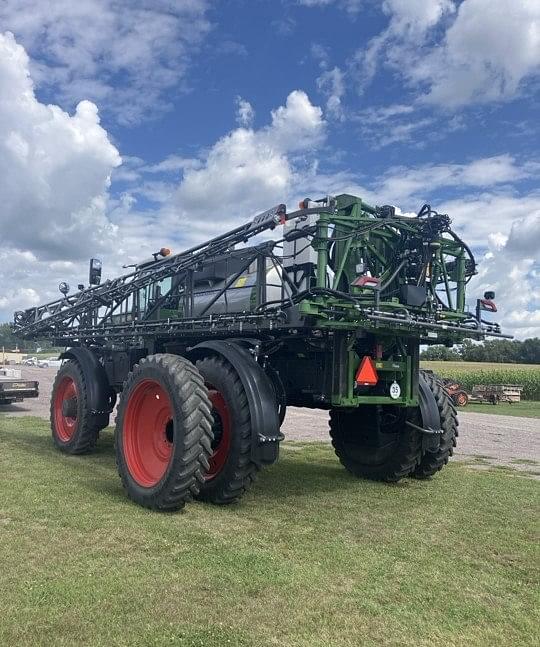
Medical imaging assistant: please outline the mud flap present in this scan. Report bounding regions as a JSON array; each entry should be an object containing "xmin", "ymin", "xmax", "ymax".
[
  {"xmin": 188, "ymin": 340, "xmax": 282, "ymax": 466},
  {"xmin": 417, "ymin": 372, "xmax": 443, "ymax": 453},
  {"xmin": 59, "ymin": 347, "xmax": 113, "ymax": 428}
]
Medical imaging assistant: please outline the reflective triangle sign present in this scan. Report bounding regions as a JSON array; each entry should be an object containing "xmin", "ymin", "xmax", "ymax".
[{"xmin": 355, "ymin": 356, "xmax": 379, "ymax": 386}]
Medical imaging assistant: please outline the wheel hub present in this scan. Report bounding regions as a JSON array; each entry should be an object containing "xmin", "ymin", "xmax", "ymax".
[
  {"xmin": 54, "ymin": 376, "xmax": 78, "ymax": 442},
  {"xmin": 206, "ymin": 388, "xmax": 232, "ymax": 481},
  {"xmin": 123, "ymin": 380, "xmax": 174, "ymax": 487}
]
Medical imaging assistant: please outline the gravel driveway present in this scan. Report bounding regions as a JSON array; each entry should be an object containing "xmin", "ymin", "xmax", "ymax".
[{"xmin": 2, "ymin": 366, "xmax": 538, "ymax": 473}]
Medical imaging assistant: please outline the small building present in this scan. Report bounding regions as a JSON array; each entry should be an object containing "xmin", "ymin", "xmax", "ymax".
[{"xmin": 0, "ymin": 350, "xmax": 25, "ymax": 365}]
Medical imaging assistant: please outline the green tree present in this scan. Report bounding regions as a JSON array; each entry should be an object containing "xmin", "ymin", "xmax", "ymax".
[
  {"xmin": 420, "ymin": 345, "xmax": 462, "ymax": 361},
  {"xmin": 519, "ymin": 338, "xmax": 540, "ymax": 364}
]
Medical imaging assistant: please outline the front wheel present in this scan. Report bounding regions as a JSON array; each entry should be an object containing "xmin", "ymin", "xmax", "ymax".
[{"xmin": 115, "ymin": 354, "xmax": 213, "ymax": 511}]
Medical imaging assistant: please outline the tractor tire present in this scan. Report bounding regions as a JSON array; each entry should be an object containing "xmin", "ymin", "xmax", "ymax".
[
  {"xmin": 412, "ymin": 371, "xmax": 458, "ymax": 479},
  {"xmin": 50, "ymin": 360, "xmax": 102, "ymax": 454},
  {"xmin": 329, "ymin": 405, "xmax": 423, "ymax": 482},
  {"xmin": 452, "ymin": 390, "xmax": 469, "ymax": 407},
  {"xmin": 115, "ymin": 354, "xmax": 213, "ymax": 511},
  {"xmin": 195, "ymin": 355, "xmax": 261, "ymax": 504}
]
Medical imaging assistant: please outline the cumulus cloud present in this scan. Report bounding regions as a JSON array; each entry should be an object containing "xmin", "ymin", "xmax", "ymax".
[
  {"xmin": 419, "ymin": 0, "xmax": 540, "ymax": 106},
  {"xmin": 235, "ymin": 97, "xmax": 255, "ymax": 127},
  {"xmin": 0, "ymin": 0, "xmax": 211, "ymax": 124},
  {"xmin": 356, "ymin": 0, "xmax": 540, "ymax": 107},
  {"xmin": 0, "ymin": 31, "xmax": 122, "ymax": 320},
  {"xmin": 172, "ymin": 90, "xmax": 325, "ymax": 233},
  {"xmin": 0, "ymin": 31, "xmax": 121, "ymax": 260},
  {"xmin": 468, "ymin": 210, "xmax": 540, "ymax": 339}
]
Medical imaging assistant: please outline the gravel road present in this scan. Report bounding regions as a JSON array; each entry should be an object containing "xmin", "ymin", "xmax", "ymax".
[{"xmin": 2, "ymin": 366, "xmax": 538, "ymax": 473}]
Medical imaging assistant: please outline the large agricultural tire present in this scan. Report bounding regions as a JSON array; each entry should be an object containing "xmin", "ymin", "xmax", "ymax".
[
  {"xmin": 115, "ymin": 354, "xmax": 213, "ymax": 511},
  {"xmin": 412, "ymin": 371, "xmax": 458, "ymax": 479},
  {"xmin": 329, "ymin": 405, "xmax": 423, "ymax": 482},
  {"xmin": 50, "ymin": 360, "xmax": 103, "ymax": 454},
  {"xmin": 195, "ymin": 355, "xmax": 261, "ymax": 504}
]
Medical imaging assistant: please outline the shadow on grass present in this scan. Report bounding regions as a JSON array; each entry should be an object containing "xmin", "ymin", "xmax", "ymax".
[{"xmin": 3, "ymin": 427, "xmax": 371, "ymax": 506}]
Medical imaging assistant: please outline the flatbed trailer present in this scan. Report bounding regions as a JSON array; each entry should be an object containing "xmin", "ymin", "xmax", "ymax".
[
  {"xmin": 470, "ymin": 384, "xmax": 523, "ymax": 404},
  {"xmin": 0, "ymin": 370, "xmax": 39, "ymax": 405},
  {"xmin": 13, "ymin": 194, "xmax": 507, "ymax": 511}
]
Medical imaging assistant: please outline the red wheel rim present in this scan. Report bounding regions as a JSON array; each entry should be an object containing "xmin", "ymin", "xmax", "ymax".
[
  {"xmin": 53, "ymin": 376, "xmax": 78, "ymax": 442},
  {"xmin": 206, "ymin": 387, "xmax": 232, "ymax": 481},
  {"xmin": 123, "ymin": 379, "xmax": 174, "ymax": 487}
]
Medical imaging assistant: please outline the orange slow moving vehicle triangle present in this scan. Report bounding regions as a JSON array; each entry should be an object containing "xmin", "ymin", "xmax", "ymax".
[{"xmin": 355, "ymin": 356, "xmax": 378, "ymax": 386}]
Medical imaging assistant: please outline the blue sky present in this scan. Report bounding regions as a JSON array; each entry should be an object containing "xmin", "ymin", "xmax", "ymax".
[{"xmin": 0, "ymin": 0, "xmax": 539, "ymax": 337}]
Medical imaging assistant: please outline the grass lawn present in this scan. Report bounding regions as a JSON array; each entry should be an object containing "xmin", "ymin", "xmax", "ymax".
[
  {"xmin": 463, "ymin": 400, "xmax": 540, "ymax": 419},
  {"xmin": 1, "ymin": 417, "xmax": 538, "ymax": 647}
]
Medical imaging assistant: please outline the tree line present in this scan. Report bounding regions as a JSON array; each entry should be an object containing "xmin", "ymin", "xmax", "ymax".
[
  {"xmin": 0, "ymin": 323, "xmax": 57, "ymax": 352},
  {"xmin": 421, "ymin": 338, "xmax": 540, "ymax": 364}
]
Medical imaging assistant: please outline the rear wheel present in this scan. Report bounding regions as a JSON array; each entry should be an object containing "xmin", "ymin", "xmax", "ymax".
[
  {"xmin": 329, "ymin": 405, "xmax": 423, "ymax": 482},
  {"xmin": 115, "ymin": 354, "xmax": 213, "ymax": 511},
  {"xmin": 195, "ymin": 356, "xmax": 261, "ymax": 504},
  {"xmin": 50, "ymin": 360, "xmax": 101, "ymax": 454},
  {"xmin": 412, "ymin": 371, "xmax": 458, "ymax": 479}
]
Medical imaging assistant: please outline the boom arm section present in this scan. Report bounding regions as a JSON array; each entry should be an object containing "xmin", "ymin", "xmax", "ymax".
[{"xmin": 13, "ymin": 194, "xmax": 507, "ymax": 344}]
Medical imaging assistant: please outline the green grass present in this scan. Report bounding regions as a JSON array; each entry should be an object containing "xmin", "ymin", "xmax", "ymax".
[
  {"xmin": 421, "ymin": 361, "xmax": 540, "ymax": 401},
  {"xmin": 1, "ymin": 417, "xmax": 539, "ymax": 647},
  {"xmin": 462, "ymin": 400, "xmax": 540, "ymax": 419}
]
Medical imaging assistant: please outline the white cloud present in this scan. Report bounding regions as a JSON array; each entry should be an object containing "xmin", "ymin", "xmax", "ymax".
[
  {"xmin": 0, "ymin": 0, "xmax": 211, "ymax": 124},
  {"xmin": 0, "ymin": 287, "xmax": 40, "ymax": 312},
  {"xmin": 469, "ymin": 211, "xmax": 540, "ymax": 339},
  {"xmin": 0, "ymin": 31, "xmax": 121, "ymax": 261},
  {"xmin": 144, "ymin": 156, "xmax": 203, "ymax": 175},
  {"xmin": 170, "ymin": 90, "xmax": 325, "ymax": 238},
  {"xmin": 298, "ymin": 0, "xmax": 363, "ymax": 13},
  {"xmin": 354, "ymin": 0, "xmax": 455, "ymax": 89},
  {"xmin": 437, "ymin": 193, "xmax": 540, "ymax": 249},
  {"xmin": 317, "ymin": 66, "xmax": 346, "ymax": 120},
  {"xmin": 235, "ymin": 97, "xmax": 255, "ymax": 127},
  {"xmin": 356, "ymin": 0, "xmax": 540, "ymax": 107},
  {"xmin": 382, "ymin": 0, "xmax": 455, "ymax": 34},
  {"xmin": 0, "ymin": 31, "xmax": 122, "ymax": 320},
  {"xmin": 311, "ymin": 44, "xmax": 346, "ymax": 120},
  {"xmin": 419, "ymin": 0, "xmax": 540, "ymax": 106},
  {"xmin": 377, "ymin": 155, "xmax": 536, "ymax": 207}
]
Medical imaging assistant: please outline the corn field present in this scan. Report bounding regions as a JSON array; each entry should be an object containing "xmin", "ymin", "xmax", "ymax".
[{"xmin": 421, "ymin": 361, "xmax": 540, "ymax": 401}]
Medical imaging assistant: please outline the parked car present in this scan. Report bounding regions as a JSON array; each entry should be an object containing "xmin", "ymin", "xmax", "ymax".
[
  {"xmin": 37, "ymin": 359, "xmax": 63, "ymax": 368},
  {"xmin": 23, "ymin": 356, "xmax": 38, "ymax": 366}
]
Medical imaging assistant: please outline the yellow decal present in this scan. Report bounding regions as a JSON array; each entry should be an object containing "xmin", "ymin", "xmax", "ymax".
[{"xmin": 235, "ymin": 276, "xmax": 248, "ymax": 288}]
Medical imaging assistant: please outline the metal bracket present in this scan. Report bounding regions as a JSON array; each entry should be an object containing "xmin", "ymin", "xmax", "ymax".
[{"xmin": 405, "ymin": 420, "xmax": 443, "ymax": 435}]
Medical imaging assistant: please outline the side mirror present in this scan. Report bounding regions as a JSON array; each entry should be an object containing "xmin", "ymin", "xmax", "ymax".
[
  {"xmin": 59, "ymin": 282, "xmax": 70, "ymax": 296},
  {"xmin": 89, "ymin": 258, "xmax": 102, "ymax": 285}
]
